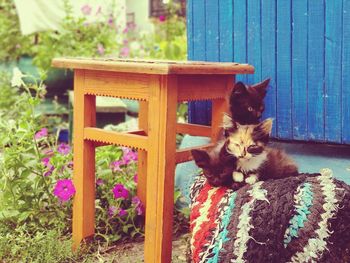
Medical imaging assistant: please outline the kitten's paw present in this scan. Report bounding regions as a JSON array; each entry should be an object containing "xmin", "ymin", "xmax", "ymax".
[
  {"xmin": 245, "ymin": 174, "xmax": 258, "ymax": 185},
  {"xmin": 232, "ymin": 171, "xmax": 244, "ymax": 182}
]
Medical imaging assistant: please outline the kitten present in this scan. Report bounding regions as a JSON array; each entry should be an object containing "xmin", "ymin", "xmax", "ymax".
[
  {"xmin": 191, "ymin": 79, "xmax": 270, "ymax": 188},
  {"xmin": 229, "ymin": 79, "xmax": 270, "ymax": 125},
  {"xmin": 224, "ymin": 117, "xmax": 298, "ymax": 185},
  {"xmin": 191, "ymin": 142, "xmax": 237, "ymax": 188}
]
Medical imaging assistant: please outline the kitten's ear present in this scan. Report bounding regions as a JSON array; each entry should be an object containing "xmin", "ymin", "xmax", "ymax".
[
  {"xmin": 191, "ymin": 149, "xmax": 210, "ymax": 168},
  {"xmin": 251, "ymin": 78, "xmax": 270, "ymax": 98},
  {"xmin": 232, "ymin": 82, "xmax": 247, "ymax": 96},
  {"xmin": 253, "ymin": 118, "xmax": 273, "ymax": 143},
  {"xmin": 219, "ymin": 141, "xmax": 235, "ymax": 161}
]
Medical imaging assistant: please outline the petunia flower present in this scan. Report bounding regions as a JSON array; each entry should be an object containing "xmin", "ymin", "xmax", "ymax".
[
  {"xmin": 159, "ymin": 15, "xmax": 166, "ymax": 22},
  {"xmin": 110, "ymin": 160, "xmax": 123, "ymax": 172},
  {"xmin": 81, "ymin": 4, "xmax": 92, "ymax": 15},
  {"xmin": 53, "ymin": 179, "xmax": 76, "ymax": 202},
  {"xmin": 132, "ymin": 196, "xmax": 144, "ymax": 216},
  {"xmin": 96, "ymin": 178, "xmax": 104, "ymax": 186},
  {"xmin": 97, "ymin": 43, "xmax": 105, "ymax": 55},
  {"xmin": 57, "ymin": 143, "xmax": 71, "ymax": 155},
  {"xmin": 120, "ymin": 46, "xmax": 130, "ymax": 57},
  {"xmin": 118, "ymin": 208, "xmax": 128, "ymax": 217},
  {"xmin": 112, "ymin": 184, "xmax": 129, "ymax": 199},
  {"xmin": 34, "ymin": 128, "xmax": 48, "ymax": 140},
  {"xmin": 108, "ymin": 206, "xmax": 117, "ymax": 217},
  {"xmin": 44, "ymin": 166, "xmax": 54, "ymax": 177},
  {"xmin": 42, "ymin": 157, "xmax": 51, "ymax": 167},
  {"xmin": 133, "ymin": 173, "xmax": 138, "ymax": 183}
]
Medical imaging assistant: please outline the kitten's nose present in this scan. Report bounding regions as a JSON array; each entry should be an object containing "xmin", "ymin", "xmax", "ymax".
[{"xmin": 256, "ymin": 112, "xmax": 262, "ymax": 118}]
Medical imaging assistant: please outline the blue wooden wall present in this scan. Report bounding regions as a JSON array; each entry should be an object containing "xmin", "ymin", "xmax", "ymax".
[{"xmin": 187, "ymin": 0, "xmax": 350, "ymax": 144}]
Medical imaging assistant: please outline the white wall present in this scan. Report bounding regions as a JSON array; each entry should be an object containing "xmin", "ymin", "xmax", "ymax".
[{"xmin": 126, "ymin": 0, "xmax": 153, "ymax": 32}]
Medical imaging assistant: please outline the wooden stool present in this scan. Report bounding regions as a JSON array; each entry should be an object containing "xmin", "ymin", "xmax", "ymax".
[{"xmin": 52, "ymin": 58, "xmax": 254, "ymax": 263}]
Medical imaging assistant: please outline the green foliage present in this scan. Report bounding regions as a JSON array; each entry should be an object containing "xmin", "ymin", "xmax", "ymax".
[
  {"xmin": 0, "ymin": 0, "xmax": 34, "ymax": 61},
  {"xmin": 32, "ymin": 1, "xmax": 123, "ymax": 71}
]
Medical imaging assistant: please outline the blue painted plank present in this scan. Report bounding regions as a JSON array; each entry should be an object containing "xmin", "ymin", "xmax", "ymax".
[
  {"xmin": 189, "ymin": 0, "xmax": 209, "ymax": 124},
  {"xmin": 276, "ymin": 0, "xmax": 292, "ymax": 139},
  {"xmin": 219, "ymin": 0, "xmax": 234, "ymax": 62},
  {"xmin": 247, "ymin": 0, "xmax": 261, "ymax": 84},
  {"xmin": 233, "ymin": 0, "xmax": 247, "ymax": 83},
  {"xmin": 325, "ymin": 0, "xmax": 342, "ymax": 143},
  {"xmin": 186, "ymin": 0, "xmax": 194, "ymax": 60},
  {"xmin": 205, "ymin": 0, "xmax": 219, "ymax": 62},
  {"xmin": 342, "ymin": 0, "xmax": 350, "ymax": 143},
  {"xmin": 261, "ymin": 0, "xmax": 277, "ymax": 136},
  {"xmin": 307, "ymin": 1, "xmax": 325, "ymax": 141},
  {"xmin": 291, "ymin": 0, "xmax": 308, "ymax": 140}
]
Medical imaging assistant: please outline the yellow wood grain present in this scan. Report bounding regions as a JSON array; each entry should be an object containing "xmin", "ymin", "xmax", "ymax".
[{"xmin": 72, "ymin": 70, "xmax": 96, "ymax": 250}]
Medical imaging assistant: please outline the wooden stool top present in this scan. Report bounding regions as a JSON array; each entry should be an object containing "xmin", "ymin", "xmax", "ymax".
[{"xmin": 52, "ymin": 57, "xmax": 254, "ymax": 75}]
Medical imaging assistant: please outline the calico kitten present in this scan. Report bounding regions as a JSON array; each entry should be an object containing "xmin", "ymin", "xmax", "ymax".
[
  {"xmin": 224, "ymin": 117, "xmax": 298, "ymax": 185},
  {"xmin": 191, "ymin": 79, "xmax": 270, "ymax": 188},
  {"xmin": 229, "ymin": 79, "xmax": 270, "ymax": 125},
  {"xmin": 191, "ymin": 142, "xmax": 237, "ymax": 188}
]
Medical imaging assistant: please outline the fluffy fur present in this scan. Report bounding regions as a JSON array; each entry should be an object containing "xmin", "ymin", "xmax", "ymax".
[
  {"xmin": 225, "ymin": 118, "xmax": 299, "ymax": 185},
  {"xmin": 229, "ymin": 79, "xmax": 270, "ymax": 125}
]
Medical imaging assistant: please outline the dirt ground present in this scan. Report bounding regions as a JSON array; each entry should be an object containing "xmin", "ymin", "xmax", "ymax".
[{"xmin": 103, "ymin": 233, "xmax": 190, "ymax": 263}]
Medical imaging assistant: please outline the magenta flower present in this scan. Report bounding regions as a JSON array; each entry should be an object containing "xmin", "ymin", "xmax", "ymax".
[
  {"xmin": 133, "ymin": 173, "xmax": 138, "ymax": 183},
  {"xmin": 57, "ymin": 143, "xmax": 70, "ymax": 155},
  {"xmin": 97, "ymin": 43, "xmax": 105, "ymax": 55},
  {"xmin": 108, "ymin": 15, "xmax": 114, "ymax": 26},
  {"xmin": 120, "ymin": 46, "xmax": 130, "ymax": 57},
  {"xmin": 108, "ymin": 206, "xmax": 117, "ymax": 217},
  {"xmin": 67, "ymin": 161, "xmax": 73, "ymax": 169},
  {"xmin": 159, "ymin": 15, "xmax": 166, "ymax": 22},
  {"xmin": 110, "ymin": 160, "xmax": 123, "ymax": 172},
  {"xmin": 112, "ymin": 184, "xmax": 129, "ymax": 199},
  {"xmin": 96, "ymin": 178, "xmax": 104, "ymax": 186},
  {"xmin": 118, "ymin": 208, "xmax": 128, "ymax": 217},
  {"xmin": 44, "ymin": 166, "xmax": 54, "ymax": 177},
  {"xmin": 35, "ymin": 128, "xmax": 48, "ymax": 140},
  {"xmin": 132, "ymin": 196, "xmax": 144, "ymax": 216},
  {"xmin": 42, "ymin": 157, "xmax": 51, "ymax": 167},
  {"xmin": 53, "ymin": 179, "xmax": 76, "ymax": 202},
  {"xmin": 81, "ymin": 4, "xmax": 92, "ymax": 15}
]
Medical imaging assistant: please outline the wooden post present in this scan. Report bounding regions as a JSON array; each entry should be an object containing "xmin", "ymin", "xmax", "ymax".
[
  {"xmin": 137, "ymin": 101, "xmax": 148, "ymax": 207},
  {"xmin": 72, "ymin": 70, "xmax": 96, "ymax": 249},
  {"xmin": 211, "ymin": 75, "xmax": 234, "ymax": 142},
  {"xmin": 144, "ymin": 75, "xmax": 177, "ymax": 263}
]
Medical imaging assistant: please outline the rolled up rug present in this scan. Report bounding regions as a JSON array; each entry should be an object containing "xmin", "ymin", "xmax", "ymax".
[{"xmin": 190, "ymin": 169, "xmax": 350, "ymax": 263}]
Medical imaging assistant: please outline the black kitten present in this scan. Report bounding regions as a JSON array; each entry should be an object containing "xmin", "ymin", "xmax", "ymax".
[
  {"xmin": 191, "ymin": 142, "xmax": 237, "ymax": 188},
  {"xmin": 229, "ymin": 79, "xmax": 270, "ymax": 125}
]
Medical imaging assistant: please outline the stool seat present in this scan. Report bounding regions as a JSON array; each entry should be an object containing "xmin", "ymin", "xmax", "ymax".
[{"xmin": 52, "ymin": 58, "xmax": 254, "ymax": 263}]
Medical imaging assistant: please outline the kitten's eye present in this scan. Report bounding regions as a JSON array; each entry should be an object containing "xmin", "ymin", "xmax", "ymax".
[
  {"xmin": 247, "ymin": 145, "xmax": 263, "ymax": 154},
  {"xmin": 248, "ymin": 106, "xmax": 253, "ymax": 112}
]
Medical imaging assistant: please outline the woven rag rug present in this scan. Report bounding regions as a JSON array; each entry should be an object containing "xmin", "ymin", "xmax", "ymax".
[{"xmin": 189, "ymin": 169, "xmax": 350, "ymax": 263}]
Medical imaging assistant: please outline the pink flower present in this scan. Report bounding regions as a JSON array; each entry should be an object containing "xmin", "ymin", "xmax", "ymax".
[
  {"xmin": 96, "ymin": 179, "xmax": 104, "ymax": 186},
  {"xmin": 133, "ymin": 174, "xmax": 138, "ymax": 183},
  {"xmin": 108, "ymin": 15, "xmax": 114, "ymax": 26},
  {"xmin": 53, "ymin": 179, "xmax": 76, "ymax": 202},
  {"xmin": 35, "ymin": 128, "xmax": 48, "ymax": 140},
  {"xmin": 67, "ymin": 161, "xmax": 73, "ymax": 169},
  {"xmin": 159, "ymin": 15, "xmax": 166, "ymax": 22},
  {"xmin": 108, "ymin": 206, "xmax": 117, "ymax": 217},
  {"xmin": 132, "ymin": 196, "xmax": 144, "ymax": 215},
  {"xmin": 57, "ymin": 143, "xmax": 70, "ymax": 155},
  {"xmin": 81, "ymin": 4, "xmax": 92, "ymax": 15},
  {"xmin": 42, "ymin": 157, "xmax": 51, "ymax": 167},
  {"xmin": 44, "ymin": 166, "xmax": 54, "ymax": 177},
  {"xmin": 110, "ymin": 160, "xmax": 123, "ymax": 172},
  {"xmin": 118, "ymin": 208, "xmax": 128, "ymax": 217},
  {"xmin": 97, "ymin": 43, "xmax": 105, "ymax": 55},
  {"xmin": 112, "ymin": 184, "xmax": 129, "ymax": 199},
  {"xmin": 120, "ymin": 46, "xmax": 130, "ymax": 57}
]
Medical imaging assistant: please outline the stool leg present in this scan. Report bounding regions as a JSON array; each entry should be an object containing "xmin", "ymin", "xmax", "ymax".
[
  {"xmin": 144, "ymin": 75, "xmax": 177, "ymax": 263},
  {"xmin": 211, "ymin": 75, "xmax": 234, "ymax": 142},
  {"xmin": 72, "ymin": 70, "xmax": 96, "ymax": 249},
  {"xmin": 137, "ymin": 101, "xmax": 148, "ymax": 207}
]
